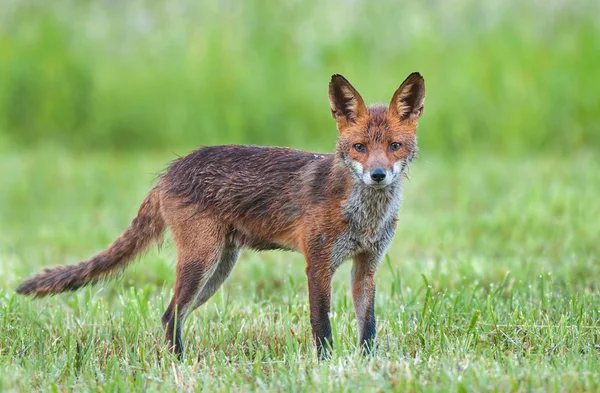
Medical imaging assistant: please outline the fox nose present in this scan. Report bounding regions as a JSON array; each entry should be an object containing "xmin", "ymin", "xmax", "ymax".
[{"xmin": 370, "ymin": 168, "xmax": 386, "ymax": 183}]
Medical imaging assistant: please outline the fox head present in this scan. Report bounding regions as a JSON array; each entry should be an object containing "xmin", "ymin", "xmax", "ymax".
[{"xmin": 329, "ymin": 72, "xmax": 425, "ymax": 188}]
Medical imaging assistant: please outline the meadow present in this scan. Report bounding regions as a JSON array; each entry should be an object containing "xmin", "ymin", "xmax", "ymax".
[
  {"xmin": 1, "ymin": 149, "xmax": 599, "ymax": 392},
  {"xmin": 1, "ymin": 0, "xmax": 599, "ymax": 392}
]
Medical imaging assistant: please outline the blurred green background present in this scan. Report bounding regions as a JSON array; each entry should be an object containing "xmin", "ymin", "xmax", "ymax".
[{"xmin": 1, "ymin": 0, "xmax": 598, "ymax": 153}]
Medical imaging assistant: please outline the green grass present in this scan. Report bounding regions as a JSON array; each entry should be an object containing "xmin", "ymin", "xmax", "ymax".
[{"xmin": 1, "ymin": 148, "xmax": 599, "ymax": 392}]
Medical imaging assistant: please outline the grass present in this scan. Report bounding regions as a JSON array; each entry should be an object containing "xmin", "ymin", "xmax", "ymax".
[{"xmin": 0, "ymin": 148, "xmax": 599, "ymax": 392}]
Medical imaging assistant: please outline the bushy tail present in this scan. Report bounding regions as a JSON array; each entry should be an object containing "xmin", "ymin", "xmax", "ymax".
[{"xmin": 16, "ymin": 188, "xmax": 165, "ymax": 297}]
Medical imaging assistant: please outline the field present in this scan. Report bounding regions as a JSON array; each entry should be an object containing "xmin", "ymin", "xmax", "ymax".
[
  {"xmin": 1, "ymin": 149, "xmax": 599, "ymax": 392},
  {"xmin": 1, "ymin": 0, "xmax": 600, "ymax": 391}
]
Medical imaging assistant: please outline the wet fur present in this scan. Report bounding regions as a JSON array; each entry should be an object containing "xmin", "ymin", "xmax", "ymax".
[{"xmin": 16, "ymin": 72, "xmax": 425, "ymax": 360}]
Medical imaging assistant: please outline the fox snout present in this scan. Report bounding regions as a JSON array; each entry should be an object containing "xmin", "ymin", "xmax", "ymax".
[
  {"xmin": 356, "ymin": 163, "xmax": 403, "ymax": 188},
  {"xmin": 370, "ymin": 168, "xmax": 386, "ymax": 183}
]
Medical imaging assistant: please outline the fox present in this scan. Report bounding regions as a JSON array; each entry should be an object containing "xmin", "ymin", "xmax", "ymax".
[{"xmin": 16, "ymin": 72, "xmax": 425, "ymax": 360}]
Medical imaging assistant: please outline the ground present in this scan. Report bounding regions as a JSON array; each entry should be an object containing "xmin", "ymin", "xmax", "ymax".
[{"xmin": 0, "ymin": 148, "xmax": 599, "ymax": 392}]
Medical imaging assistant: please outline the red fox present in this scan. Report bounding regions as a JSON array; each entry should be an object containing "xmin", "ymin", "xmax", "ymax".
[{"xmin": 17, "ymin": 72, "xmax": 425, "ymax": 359}]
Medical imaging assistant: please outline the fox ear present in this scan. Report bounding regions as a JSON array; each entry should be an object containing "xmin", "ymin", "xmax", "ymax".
[
  {"xmin": 388, "ymin": 72, "xmax": 425, "ymax": 124},
  {"xmin": 328, "ymin": 74, "xmax": 368, "ymax": 132}
]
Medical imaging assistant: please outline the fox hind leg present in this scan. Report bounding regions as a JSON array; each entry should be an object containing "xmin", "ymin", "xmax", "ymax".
[
  {"xmin": 161, "ymin": 217, "xmax": 226, "ymax": 359},
  {"xmin": 192, "ymin": 243, "xmax": 240, "ymax": 310}
]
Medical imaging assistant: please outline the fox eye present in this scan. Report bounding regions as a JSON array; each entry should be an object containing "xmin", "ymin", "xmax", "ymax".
[
  {"xmin": 353, "ymin": 143, "xmax": 367, "ymax": 153},
  {"xmin": 389, "ymin": 142, "xmax": 402, "ymax": 152}
]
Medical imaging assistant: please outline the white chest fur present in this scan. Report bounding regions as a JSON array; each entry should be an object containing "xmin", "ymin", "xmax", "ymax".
[
  {"xmin": 330, "ymin": 181, "xmax": 402, "ymax": 270},
  {"xmin": 343, "ymin": 182, "xmax": 402, "ymax": 239}
]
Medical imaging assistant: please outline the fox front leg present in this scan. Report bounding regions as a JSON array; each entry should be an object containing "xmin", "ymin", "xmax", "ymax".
[
  {"xmin": 351, "ymin": 252, "xmax": 379, "ymax": 354},
  {"xmin": 305, "ymin": 259, "xmax": 334, "ymax": 360}
]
